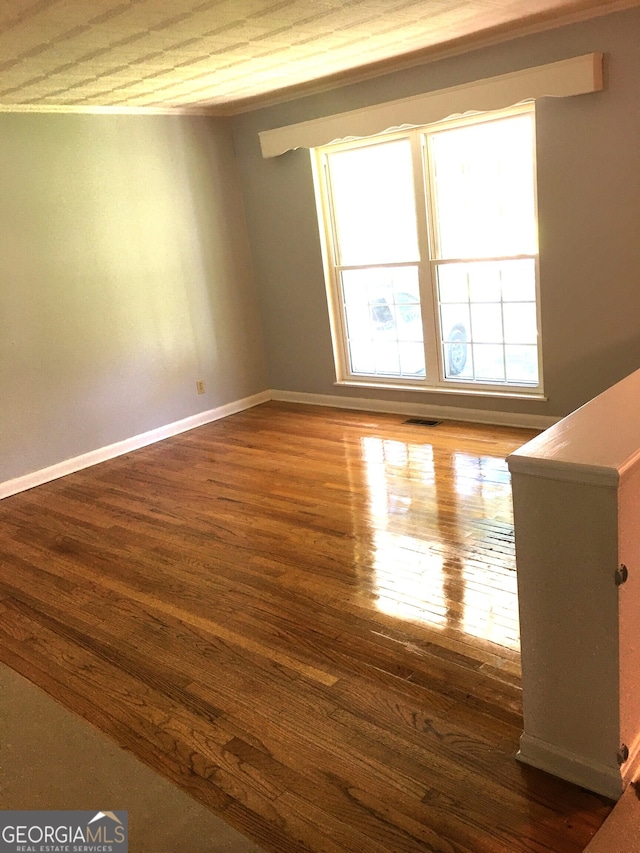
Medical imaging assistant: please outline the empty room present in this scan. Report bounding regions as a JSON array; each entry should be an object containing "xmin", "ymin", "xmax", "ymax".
[{"xmin": 1, "ymin": 1, "xmax": 640, "ymax": 851}]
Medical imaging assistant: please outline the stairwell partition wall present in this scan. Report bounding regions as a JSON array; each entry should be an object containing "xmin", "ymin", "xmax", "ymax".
[{"xmin": 258, "ymin": 53, "xmax": 603, "ymax": 402}]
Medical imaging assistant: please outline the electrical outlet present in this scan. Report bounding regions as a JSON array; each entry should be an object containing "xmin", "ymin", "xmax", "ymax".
[{"xmin": 196, "ymin": 380, "xmax": 205, "ymax": 395}]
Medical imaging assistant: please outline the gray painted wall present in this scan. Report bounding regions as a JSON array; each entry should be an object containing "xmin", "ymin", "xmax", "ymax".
[
  {"xmin": 1, "ymin": 9, "xmax": 638, "ymax": 487},
  {"xmin": 231, "ymin": 7, "xmax": 640, "ymax": 419},
  {"xmin": 0, "ymin": 113, "xmax": 267, "ymax": 483}
]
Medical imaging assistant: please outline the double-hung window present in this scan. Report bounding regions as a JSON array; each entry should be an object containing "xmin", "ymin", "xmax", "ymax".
[{"xmin": 313, "ymin": 104, "xmax": 542, "ymax": 395}]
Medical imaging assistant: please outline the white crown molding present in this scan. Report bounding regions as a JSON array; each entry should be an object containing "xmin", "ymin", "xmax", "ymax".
[
  {"xmin": 259, "ymin": 53, "xmax": 603, "ymax": 157},
  {"xmin": 0, "ymin": 391, "xmax": 271, "ymax": 500}
]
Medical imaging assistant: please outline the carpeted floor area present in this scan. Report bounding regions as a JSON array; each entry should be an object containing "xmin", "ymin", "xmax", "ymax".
[
  {"xmin": 0, "ymin": 664, "xmax": 265, "ymax": 853},
  {"xmin": 583, "ymin": 784, "xmax": 640, "ymax": 852}
]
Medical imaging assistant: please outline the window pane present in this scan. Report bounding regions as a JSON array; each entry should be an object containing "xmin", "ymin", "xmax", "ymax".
[
  {"xmin": 440, "ymin": 260, "xmax": 536, "ymax": 302},
  {"xmin": 444, "ymin": 334, "xmax": 472, "ymax": 380},
  {"xmin": 376, "ymin": 347, "xmax": 401, "ymax": 376},
  {"xmin": 341, "ymin": 267, "xmax": 425, "ymax": 377},
  {"xmin": 430, "ymin": 114, "xmax": 536, "ymax": 259},
  {"xmin": 399, "ymin": 342, "xmax": 425, "ymax": 374},
  {"xmin": 440, "ymin": 304, "xmax": 471, "ymax": 340},
  {"xmin": 473, "ymin": 344, "xmax": 506, "ymax": 381},
  {"xmin": 503, "ymin": 303, "xmax": 538, "ymax": 344},
  {"xmin": 470, "ymin": 304, "xmax": 503, "ymax": 344},
  {"xmin": 327, "ymin": 140, "xmax": 419, "ymax": 266},
  {"xmin": 506, "ymin": 345, "xmax": 539, "ymax": 383},
  {"xmin": 349, "ymin": 339, "xmax": 375, "ymax": 374},
  {"xmin": 438, "ymin": 264, "xmax": 469, "ymax": 303},
  {"xmin": 501, "ymin": 258, "xmax": 537, "ymax": 301},
  {"xmin": 437, "ymin": 259, "xmax": 539, "ymax": 385},
  {"xmin": 468, "ymin": 265, "xmax": 502, "ymax": 303}
]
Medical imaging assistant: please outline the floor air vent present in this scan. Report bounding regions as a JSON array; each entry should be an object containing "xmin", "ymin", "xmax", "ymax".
[{"xmin": 403, "ymin": 418, "xmax": 441, "ymax": 427}]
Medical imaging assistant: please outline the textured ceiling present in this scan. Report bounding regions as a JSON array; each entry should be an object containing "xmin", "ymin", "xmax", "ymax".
[{"xmin": 0, "ymin": 0, "xmax": 635, "ymax": 115}]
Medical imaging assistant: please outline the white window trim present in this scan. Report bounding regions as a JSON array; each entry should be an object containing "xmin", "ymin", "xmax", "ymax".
[
  {"xmin": 259, "ymin": 53, "xmax": 602, "ymax": 158},
  {"xmin": 312, "ymin": 106, "xmax": 545, "ymax": 398}
]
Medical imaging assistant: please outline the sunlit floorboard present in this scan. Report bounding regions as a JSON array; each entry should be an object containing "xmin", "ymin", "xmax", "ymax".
[{"xmin": 0, "ymin": 402, "xmax": 613, "ymax": 851}]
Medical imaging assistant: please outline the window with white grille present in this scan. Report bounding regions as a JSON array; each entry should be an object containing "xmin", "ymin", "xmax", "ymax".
[{"xmin": 313, "ymin": 105, "xmax": 542, "ymax": 396}]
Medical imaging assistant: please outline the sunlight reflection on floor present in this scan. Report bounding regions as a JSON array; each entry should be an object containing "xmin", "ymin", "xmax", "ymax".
[{"xmin": 361, "ymin": 435, "xmax": 520, "ymax": 650}]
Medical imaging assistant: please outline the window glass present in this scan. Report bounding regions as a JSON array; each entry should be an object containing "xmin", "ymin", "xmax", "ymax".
[
  {"xmin": 316, "ymin": 107, "xmax": 541, "ymax": 394},
  {"xmin": 430, "ymin": 114, "xmax": 537, "ymax": 259},
  {"xmin": 341, "ymin": 267, "xmax": 425, "ymax": 377},
  {"xmin": 328, "ymin": 139, "xmax": 419, "ymax": 266},
  {"xmin": 436, "ymin": 259, "xmax": 538, "ymax": 384}
]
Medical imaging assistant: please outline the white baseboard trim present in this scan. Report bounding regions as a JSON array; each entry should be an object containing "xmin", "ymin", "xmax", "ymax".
[
  {"xmin": 270, "ymin": 390, "xmax": 559, "ymax": 431},
  {"xmin": 1, "ymin": 387, "xmax": 557, "ymax": 501},
  {"xmin": 0, "ymin": 390, "xmax": 271, "ymax": 501},
  {"xmin": 517, "ymin": 732, "xmax": 623, "ymax": 800}
]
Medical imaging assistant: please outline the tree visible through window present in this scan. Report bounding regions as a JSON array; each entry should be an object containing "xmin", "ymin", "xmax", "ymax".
[{"xmin": 313, "ymin": 105, "xmax": 541, "ymax": 394}]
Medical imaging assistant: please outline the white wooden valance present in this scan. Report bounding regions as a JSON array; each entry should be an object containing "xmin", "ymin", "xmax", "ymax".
[{"xmin": 259, "ymin": 53, "xmax": 603, "ymax": 158}]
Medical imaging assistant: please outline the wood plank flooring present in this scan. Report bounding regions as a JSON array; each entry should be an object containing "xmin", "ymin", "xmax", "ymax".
[{"xmin": 0, "ymin": 402, "xmax": 613, "ymax": 851}]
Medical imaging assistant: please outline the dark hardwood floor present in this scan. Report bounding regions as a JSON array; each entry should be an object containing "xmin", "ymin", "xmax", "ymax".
[{"xmin": 0, "ymin": 402, "xmax": 613, "ymax": 851}]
